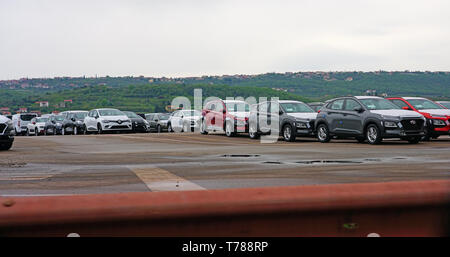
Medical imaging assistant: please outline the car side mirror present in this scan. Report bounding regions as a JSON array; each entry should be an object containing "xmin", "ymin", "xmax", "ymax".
[
  {"xmin": 95, "ymin": 115, "xmax": 99, "ymax": 119},
  {"xmin": 223, "ymin": 110, "xmax": 226, "ymax": 114},
  {"xmin": 181, "ymin": 116, "xmax": 184, "ymax": 118},
  {"xmin": 52, "ymin": 120, "xmax": 56, "ymax": 124},
  {"xmin": 402, "ymin": 106, "xmax": 410, "ymax": 110},
  {"xmin": 71, "ymin": 118, "xmax": 76, "ymax": 122},
  {"xmin": 354, "ymin": 107, "xmax": 364, "ymax": 113},
  {"xmin": 279, "ymin": 110, "xmax": 283, "ymax": 115},
  {"xmin": 155, "ymin": 119, "xmax": 159, "ymax": 122}
]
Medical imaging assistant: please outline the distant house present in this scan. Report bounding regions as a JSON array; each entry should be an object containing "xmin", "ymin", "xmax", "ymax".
[
  {"xmin": 345, "ymin": 77, "xmax": 353, "ymax": 81},
  {"xmin": 18, "ymin": 107, "xmax": 28, "ymax": 113},
  {"xmin": 36, "ymin": 101, "xmax": 49, "ymax": 107},
  {"xmin": 0, "ymin": 107, "xmax": 10, "ymax": 111}
]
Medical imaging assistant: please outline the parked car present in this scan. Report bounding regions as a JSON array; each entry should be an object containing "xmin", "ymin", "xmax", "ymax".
[
  {"xmin": 388, "ymin": 97, "xmax": 450, "ymax": 140},
  {"xmin": 437, "ymin": 101, "xmax": 450, "ymax": 109},
  {"xmin": 200, "ymin": 100, "xmax": 250, "ymax": 137},
  {"xmin": 248, "ymin": 100, "xmax": 317, "ymax": 141},
  {"xmin": 315, "ymin": 96, "xmax": 426, "ymax": 144},
  {"xmin": 168, "ymin": 110, "xmax": 202, "ymax": 132},
  {"xmin": 26, "ymin": 117, "xmax": 49, "ymax": 136},
  {"xmin": 12, "ymin": 113, "xmax": 38, "ymax": 135},
  {"xmin": 146, "ymin": 113, "xmax": 171, "ymax": 133},
  {"xmin": 61, "ymin": 111, "xmax": 89, "ymax": 135},
  {"xmin": 123, "ymin": 111, "xmax": 150, "ymax": 133},
  {"xmin": 0, "ymin": 115, "xmax": 14, "ymax": 150},
  {"xmin": 84, "ymin": 108, "xmax": 132, "ymax": 134},
  {"xmin": 307, "ymin": 102, "xmax": 325, "ymax": 112},
  {"xmin": 44, "ymin": 115, "xmax": 65, "ymax": 135}
]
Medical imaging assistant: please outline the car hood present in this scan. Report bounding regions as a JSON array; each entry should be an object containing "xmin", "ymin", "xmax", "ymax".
[
  {"xmin": 370, "ymin": 109, "xmax": 423, "ymax": 118},
  {"xmin": 0, "ymin": 115, "xmax": 10, "ymax": 123},
  {"xmin": 288, "ymin": 112, "xmax": 318, "ymax": 120},
  {"xmin": 185, "ymin": 116, "xmax": 201, "ymax": 121},
  {"xmin": 418, "ymin": 109, "xmax": 450, "ymax": 117},
  {"xmin": 229, "ymin": 111, "xmax": 250, "ymax": 119},
  {"xmin": 101, "ymin": 115, "xmax": 129, "ymax": 121}
]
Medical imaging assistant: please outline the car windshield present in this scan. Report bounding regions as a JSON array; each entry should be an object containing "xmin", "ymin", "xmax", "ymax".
[
  {"xmin": 54, "ymin": 116, "xmax": 65, "ymax": 121},
  {"xmin": 181, "ymin": 110, "xmax": 201, "ymax": 117},
  {"xmin": 36, "ymin": 118, "xmax": 48, "ymax": 122},
  {"xmin": 124, "ymin": 112, "xmax": 140, "ymax": 119},
  {"xmin": 73, "ymin": 112, "xmax": 88, "ymax": 119},
  {"xmin": 20, "ymin": 114, "xmax": 37, "ymax": 121},
  {"xmin": 280, "ymin": 102, "xmax": 315, "ymax": 113},
  {"xmin": 360, "ymin": 98, "xmax": 401, "ymax": 110},
  {"xmin": 408, "ymin": 99, "xmax": 443, "ymax": 110},
  {"xmin": 99, "ymin": 109, "xmax": 124, "ymax": 116},
  {"xmin": 158, "ymin": 114, "xmax": 170, "ymax": 120},
  {"xmin": 439, "ymin": 102, "xmax": 450, "ymax": 108},
  {"xmin": 226, "ymin": 102, "xmax": 250, "ymax": 112}
]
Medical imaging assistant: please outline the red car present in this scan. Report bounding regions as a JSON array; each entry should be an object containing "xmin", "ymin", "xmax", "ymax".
[
  {"xmin": 200, "ymin": 100, "xmax": 250, "ymax": 137},
  {"xmin": 387, "ymin": 97, "xmax": 450, "ymax": 140}
]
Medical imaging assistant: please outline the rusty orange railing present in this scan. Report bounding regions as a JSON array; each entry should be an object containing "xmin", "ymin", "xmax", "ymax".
[{"xmin": 0, "ymin": 180, "xmax": 449, "ymax": 237}]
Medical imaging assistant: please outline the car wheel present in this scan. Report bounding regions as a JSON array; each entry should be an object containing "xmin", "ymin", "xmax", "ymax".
[
  {"xmin": 408, "ymin": 136, "xmax": 421, "ymax": 144},
  {"xmin": 249, "ymin": 123, "xmax": 259, "ymax": 139},
  {"xmin": 35, "ymin": 129, "xmax": 39, "ymax": 136},
  {"xmin": 97, "ymin": 123, "xmax": 103, "ymax": 134},
  {"xmin": 200, "ymin": 119, "xmax": 208, "ymax": 135},
  {"xmin": 62, "ymin": 127, "xmax": 66, "ymax": 135},
  {"xmin": 317, "ymin": 124, "xmax": 331, "ymax": 143},
  {"xmin": 26, "ymin": 129, "xmax": 30, "ymax": 136},
  {"xmin": 83, "ymin": 125, "xmax": 88, "ymax": 135},
  {"xmin": 157, "ymin": 125, "xmax": 161, "ymax": 133},
  {"xmin": 0, "ymin": 142, "xmax": 13, "ymax": 151},
  {"xmin": 282, "ymin": 124, "xmax": 296, "ymax": 142},
  {"xmin": 366, "ymin": 124, "xmax": 382, "ymax": 145},
  {"xmin": 74, "ymin": 126, "xmax": 78, "ymax": 135},
  {"xmin": 53, "ymin": 128, "xmax": 56, "ymax": 136},
  {"xmin": 225, "ymin": 121, "xmax": 235, "ymax": 137}
]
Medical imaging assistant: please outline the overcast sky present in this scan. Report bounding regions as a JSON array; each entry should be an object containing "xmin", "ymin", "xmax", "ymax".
[{"xmin": 0, "ymin": 0, "xmax": 449, "ymax": 80}]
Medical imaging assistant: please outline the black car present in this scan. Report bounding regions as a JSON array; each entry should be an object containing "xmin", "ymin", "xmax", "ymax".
[
  {"xmin": 61, "ymin": 111, "xmax": 89, "ymax": 135},
  {"xmin": 314, "ymin": 96, "xmax": 426, "ymax": 144},
  {"xmin": 146, "ymin": 113, "xmax": 171, "ymax": 133},
  {"xmin": 0, "ymin": 115, "xmax": 14, "ymax": 150},
  {"xmin": 44, "ymin": 115, "xmax": 65, "ymax": 135},
  {"xmin": 123, "ymin": 111, "xmax": 150, "ymax": 133}
]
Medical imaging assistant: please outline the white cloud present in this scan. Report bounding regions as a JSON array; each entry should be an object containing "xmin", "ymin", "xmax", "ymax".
[{"xmin": 0, "ymin": 0, "xmax": 449, "ymax": 79}]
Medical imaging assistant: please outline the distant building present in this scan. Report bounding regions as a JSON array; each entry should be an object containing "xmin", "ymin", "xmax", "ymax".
[
  {"xmin": 36, "ymin": 101, "xmax": 49, "ymax": 107},
  {"xmin": 345, "ymin": 77, "xmax": 353, "ymax": 81},
  {"xmin": 18, "ymin": 107, "xmax": 28, "ymax": 113}
]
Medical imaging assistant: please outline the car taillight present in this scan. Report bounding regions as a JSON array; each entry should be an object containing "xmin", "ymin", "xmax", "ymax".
[
  {"xmin": 318, "ymin": 110, "xmax": 321, "ymax": 113},
  {"xmin": 32, "ymin": 122, "xmax": 36, "ymax": 124}
]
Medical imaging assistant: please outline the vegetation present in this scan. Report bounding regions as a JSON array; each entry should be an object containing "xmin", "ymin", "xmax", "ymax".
[
  {"xmin": 0, "ymin": 84, "xmax": 310, "ymax": 113},
  {"xmin": 1, "ymin": 71, "xmax": 449, "ymax": 113}
]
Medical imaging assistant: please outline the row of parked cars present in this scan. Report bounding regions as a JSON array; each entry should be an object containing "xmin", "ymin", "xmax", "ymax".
[
  {"xmin": 0, "ymin": 96, "xmax": 449, "ymax": 150},
  {"xmin": 197, "ymin": 96, "xmax": 450, "ymax": 145}
]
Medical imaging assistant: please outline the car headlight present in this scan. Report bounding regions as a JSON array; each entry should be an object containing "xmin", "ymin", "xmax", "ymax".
[
  {"xmin": 383, "ymin": 121, "xmax": 398, "ymax": 128},
  {"xmin": 295, "ymin": 122, "xmax": 308, "ymax": 128},
  {"xmin": 432, "ymin": 119, "xmax": 446, "ymax": 126}
]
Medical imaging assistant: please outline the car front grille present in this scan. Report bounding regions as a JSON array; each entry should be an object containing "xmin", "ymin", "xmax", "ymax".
[
  {"xmin": 401, "ymin": 119, "xmax": 424, "ymax": 131},
  {"xmin": 110, "ymin": 125, "xmax": 129, "ymax": 129}
]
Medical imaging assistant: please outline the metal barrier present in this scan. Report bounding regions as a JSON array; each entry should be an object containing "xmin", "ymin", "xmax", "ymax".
[{"xmin": 0, "ymin": 180, "xmax": 449, "ymax": 237}]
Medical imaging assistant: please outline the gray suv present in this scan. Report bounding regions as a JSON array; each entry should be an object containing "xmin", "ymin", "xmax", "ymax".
[
  {"xmin": 0, "ymin": 115, "xmax": 14, "ymax": 150},
  {"xmin": 249, "ymin": 100, "xmax": 317, "ymax": 141},
  {"xmin": 314, "ymin": 96, "xmax": 426, "ymax": 144}
]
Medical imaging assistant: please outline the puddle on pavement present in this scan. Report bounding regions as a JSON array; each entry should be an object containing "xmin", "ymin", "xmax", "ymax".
[
  {"xmin": 263, "ymin": 161, "xmax": 284, "ymax": 164},
  {"xmin": 221, "ymin": 154, "xmax": 260, "ymax": 158},
  {"xmin": 295, "ymin": 160, "xmax": 363, "ymax": 164}
]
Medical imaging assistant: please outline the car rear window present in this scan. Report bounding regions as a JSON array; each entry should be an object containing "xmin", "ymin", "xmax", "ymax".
[{"xmin": 20, "ymin": 114, "xmax": 37, "ymax": 121}]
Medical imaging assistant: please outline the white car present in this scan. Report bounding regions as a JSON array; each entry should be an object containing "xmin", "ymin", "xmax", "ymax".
[
  {"xmin": 168, "ymin": 110, "xmax": 202, "ymax": 132},
  {"xmin": 12, "ymin": 113, "xmax": 38, "ymax": 136},
  {"xmin": 83, "ymin": 108, "xmax": 132, "ymax": 134},
  {"xmin": 26, "ymin": 117, "xmax": 49, "ymax": 136}
]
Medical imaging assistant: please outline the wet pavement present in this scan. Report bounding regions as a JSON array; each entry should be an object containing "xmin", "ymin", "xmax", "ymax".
[{"xmin": 0, "ymin": 133, "xmax": 449, "ymax": 196}]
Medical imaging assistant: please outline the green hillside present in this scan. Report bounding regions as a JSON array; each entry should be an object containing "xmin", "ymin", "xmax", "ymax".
[{"xmin": 0, "ymin": 84, "xmax": 310, "ymax": 113}]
